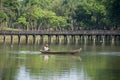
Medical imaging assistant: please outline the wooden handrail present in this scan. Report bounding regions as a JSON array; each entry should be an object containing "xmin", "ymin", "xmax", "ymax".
[{"xmin": 0, "ymin": 30, "xmax": 120, "ymax": 35}]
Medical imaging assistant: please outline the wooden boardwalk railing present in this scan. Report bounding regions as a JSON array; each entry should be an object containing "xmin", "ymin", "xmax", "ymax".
[{"xmin": 0, "ymin": 30, "xmax": 120, "ymax": 35}]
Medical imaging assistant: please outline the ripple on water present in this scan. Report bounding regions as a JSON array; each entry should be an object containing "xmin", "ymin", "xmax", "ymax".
[
  {"xmin": 9, "ymin": 51, "xmax": 41, "ymax": 55},
  {"xmin": 98, "ymin": 52, "xmax": 120, "ymax": 56}
]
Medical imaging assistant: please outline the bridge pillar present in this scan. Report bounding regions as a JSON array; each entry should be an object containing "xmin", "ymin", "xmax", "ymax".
[
  {"xmin": 25, "ymin": 35, "xmax": 28, "ymax": 44},
  {"xmin": 18, "ymin": 35, "xmax": 21, "ymax": 45},
  {"xmin": 67, "ymin": 35, "xmax": 71, "ymax": 44},
  {"xmin": 92, "ymin": 35, "xmax": 96, "ymax": 45},
  {"xmin": 3, "ymin": 35, "xmax": 6, "ymax": 44},
  {"xmin": 106, "ymin": 35, "xmax": 110, "ymax": 41},
  {"xmin": 33, "ymin": 35, "xmax": 36, "ymax": 44},
  {"xmin": 40, "ymin": 35, "xmax": 44, "ymax": 44},
  {"xmin": 59, "ymin": 36, "xmax": 62, "ymax": 44},
  {"xmin": 56, "ymin": 35, "xmax": 60, "ymax": 43},
  {"xmin": 84, "ymin": 36, "xmax": 88, "ymax": 45},
  {"xmin": 88, "ymin": 35, "xmax": 91, "ymax": 40},
  {"xmin": 96, "ymin": 35, "xmax": 99, "ymax": 41},
  {"xmin": 71, "ymin": 35, "xmax": 75, "ymax": 43},
  {"xmin": 102, "ymin": 35, "xmax": 105, "ymax": 43},
  {"xmin": 79, "ymin": 35, "xmax": 83, "ymax": 43},
  {"xmin": 119, "ymin": 36, "xmax": 120, "ymax": 41},
  {"xmin": 117, "ymin": 35, "xmax": 120, "ymax": 41},
  {"xmin": 92, "ymin": 36, "xmax": 96, "ymax": 44},
  {"xmin": 75, "ymin": 36, "xmax": 79, "ymax": 44},
  {"xmin": 111, "ymin": 36, "xmax": 115, "ymax": 44},
  {"xmin": 10, "ymin": 35, "xmax": 13, "ymax": 45},
  {"xmin": 64, "ymin": 35, "xmax": 67, "ymax": 43},
  {"xmin": 48, "ymin": 35, "xmax": 51, "ymax": 44}
]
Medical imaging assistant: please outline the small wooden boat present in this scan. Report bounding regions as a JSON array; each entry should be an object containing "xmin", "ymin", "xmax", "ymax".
[{"xmin": 40, "ymin": 48, "xmax": 82, "ymax": 54}]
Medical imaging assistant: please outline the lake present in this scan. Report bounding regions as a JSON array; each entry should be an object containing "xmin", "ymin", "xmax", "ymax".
[{"xmin": 0, "ymin": 41, "xmax": 120, "ymax": 80}]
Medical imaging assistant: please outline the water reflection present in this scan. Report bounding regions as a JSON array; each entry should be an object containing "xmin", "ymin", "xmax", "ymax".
[
  {"xmin": 16, "ymin": 65, "xmax": 90, "ymax": 80},
  {"xmin": 15, "ymin": 54, "xmax": 84, "ymax": 80},
  {"xmin": 44, "ymin": 55, "xmax": 49, "ymax": 62},
  {"xmin": 71, "ymin": 55, "xmax": 82, "ymax": 61},
  {"xmin": 0, "ymin": 42, "xmax": 120, "ymax": 80},
  {"xmin": 17, "ymin": 66, "xmax": 30, "ymax": 80}
]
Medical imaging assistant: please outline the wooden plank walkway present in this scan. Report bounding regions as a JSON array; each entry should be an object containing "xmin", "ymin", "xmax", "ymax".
[{"xmin": 0, "ymin": 30, "xmax": 120, "ymax": 36}]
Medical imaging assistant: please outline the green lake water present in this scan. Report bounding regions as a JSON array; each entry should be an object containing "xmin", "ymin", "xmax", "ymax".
[{"xmin": 0, "ymin": 41, "xmax": 120, "ymax": 80}]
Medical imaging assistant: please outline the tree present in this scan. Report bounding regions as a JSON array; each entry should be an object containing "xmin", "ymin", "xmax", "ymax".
[
  {"xmin": 0, "ymin": 0, "xmax": 119, "ymax": 30},
  {"xmin": 0, "ymin": 11, "xmax": 8, "ymax": 28},
  {"xmin": 49, "ymin": 15, "xmax": 67, "ymax": 30},
  {"xmin": 96, "ymin": 0, "xmax": 120, "ymax": 29},
  {"xmin": 75, "ymin": 0, "xmax": 107, "ymax": 29},
  {"xmin": 14, "ymin": 16, "xmax": 28, "ymax": 30},
  {"xmin": 52, "ymin": 0, "xmax": 80, "ymax": 30},
  {"xmin": 2, "ymin": 0, "xmax": 21, "ymax": 28}
]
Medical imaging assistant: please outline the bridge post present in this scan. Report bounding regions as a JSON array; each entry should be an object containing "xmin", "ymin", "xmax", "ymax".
[
  {"xmin": 40, "ymin": 35, "xmax": 44, "ymax": 44},
  {"xmin": 64, "ymin": 35, "xmax": 67, "ymax": 44},
  {"xmin": 3, "ymin": 35, "xmax": 6, "ymax": 44},
  {"xmin": 116, "ymin": 35, "xmax": 120, "ymax": 41},
  {"xmin": 71, "ymin": 35, "xmax": 75, "ymax": 43},
  {"xmin": 111, "ymin": 36, "xmax": 115, "ymax": 44},
  {"xmin": 18, "ymin": 35, "xmax": 21, "ymax": 45},
  {"xmin": 10, "ymin": 35, "xmax": 13, "ymax": 45},
  {"xmin": 75, "ymin": 36, "xmax": 79, "ymax": 44},
  {"xmin": 84, "ymin": 36, "xmax": 88, "ymax": 45},
  {"xmin": 79, "ymin": 35, "xmax": 83, "ymax": 43},
  {"xmin": 25, "ymin": 35, "xmax": 28, "ymax": 44},
  {"xmin": 117, "ymin": 35, "xmax": 120, "ymax": 41},
  {"xmin": 102, "ymin": 35, "xmax": 105, "ymax": 43},
  {"xmin": 48, "ymin": 35, "xmax": 51, "ymax": 44},
  {"xmin": 33, "ymin": 35, "xmax": 36, "ymax": 44},
  {"xmin": 67, "ymin": 35, "xmax": 71, "ymax": 44},
  {"xmin": 59, "ymin": 36, "xmax": 62, "ymax": 44},
  {"xmin": 92, "ymin": 36, "xmax": 96, "ymax": 44},
  {"xmin": 88, "ymin": 35, "xmax": 91, "ymax": 40},
  {"xmin": 96, "ymin": 35, "xmax": 99, "ymax": 41},
  {"xmin": 56, "ymin": 35, "xmax": 59, "ymax": 43}
]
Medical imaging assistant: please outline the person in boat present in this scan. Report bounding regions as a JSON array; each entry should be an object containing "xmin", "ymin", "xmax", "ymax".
[{"xmin": 43, "ymin": 44, "xmax": 50, "ymax": 51}]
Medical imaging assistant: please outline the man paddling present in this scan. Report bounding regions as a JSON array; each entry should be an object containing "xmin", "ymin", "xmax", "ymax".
[{"xmin": 43, "ymin": 44, "xmax": 50, "ymax": 51}]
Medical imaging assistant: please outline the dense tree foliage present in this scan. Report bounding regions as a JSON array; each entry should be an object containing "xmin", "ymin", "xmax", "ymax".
[{"xmin": 0, "ymin": 0, "xmax": 120, "ymax": 30}]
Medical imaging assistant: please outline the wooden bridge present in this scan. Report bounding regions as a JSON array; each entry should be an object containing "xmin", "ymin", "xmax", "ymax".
[
  {"xmin": 0, "ymin": 30, "xmax": 120, "ymax": 35},
  {"xmin": 0, "ymin": 30, "xmax": 120, "ymax": 44}
]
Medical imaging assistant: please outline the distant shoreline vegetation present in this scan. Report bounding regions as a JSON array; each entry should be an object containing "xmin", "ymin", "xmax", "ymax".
[{"xmin": 0, "ymin": 0, "xmax": 120, "ymax": 31}]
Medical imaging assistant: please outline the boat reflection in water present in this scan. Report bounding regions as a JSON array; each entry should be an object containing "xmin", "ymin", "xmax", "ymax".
[
  {"xmin": 43, "ymin": 54, "xmax": 82, "ymax": 63},
  {"xmin": 71, "ymin": 55, "xmax": 82, "ymax": 61}
]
